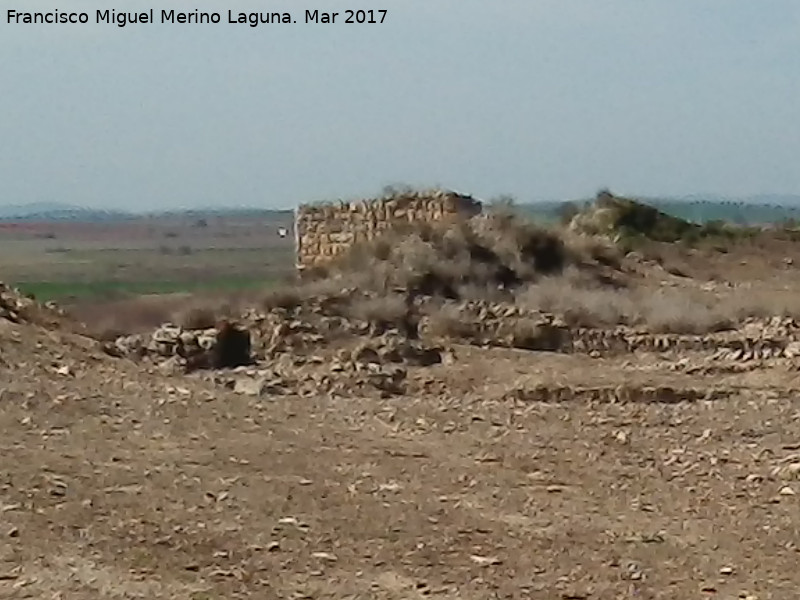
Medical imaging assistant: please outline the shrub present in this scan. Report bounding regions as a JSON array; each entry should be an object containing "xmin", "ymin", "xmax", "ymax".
[{"xmin": 176, "ymin": 305, "xmax": 217, "ymax": 330}]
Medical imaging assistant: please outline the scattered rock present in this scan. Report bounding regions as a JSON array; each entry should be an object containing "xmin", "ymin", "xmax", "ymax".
[
  {"xmin": 233, "ymin": 377, "xmax": 280, "ymax": 397},
  {"xmin": 311, "ymin": 552, "xmax": 338, "ymax": 562},
  {"xmin": 469, "ymin": 555, "xmax": 502, "ymax": 567},
  {"xmin": 104, "ymin": 320, "xmax": 251, "ymax": 372}
]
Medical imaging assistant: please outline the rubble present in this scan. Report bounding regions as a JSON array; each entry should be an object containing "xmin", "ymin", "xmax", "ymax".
[
  {"xmin": 504, "ymin": 383, "xmax": 732, "ymax": 404},
  {"xmin": 105, "ymin": 320, "xmax": 252, "ymax": 370},
  {"xmin": 100, "ymin": 287, "xmax": 800, "ymax": 399},
  {"xmin": 0, "ymin": 283, "xmax": 70, "ymax": 329}
]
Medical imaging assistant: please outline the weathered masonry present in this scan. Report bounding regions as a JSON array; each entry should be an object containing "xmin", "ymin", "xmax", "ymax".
[{"xmin": 294, "ymin": 189, "xmax": 482, "ymax": 273}]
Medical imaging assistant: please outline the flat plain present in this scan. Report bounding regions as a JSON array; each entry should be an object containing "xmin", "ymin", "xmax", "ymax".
[{"xmin": 0, "ymin": 213, "xmax": 295, "ymax": 300}]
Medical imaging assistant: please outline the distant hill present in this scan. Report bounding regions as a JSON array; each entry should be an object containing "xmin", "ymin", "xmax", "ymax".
[
  {"xmin": 0, "ymin": 203, "xmax": 293, "ymax": 222},
  {"xmin": 679, "ymin": 193, "xmax": 800, "ymax": 206},
  {"xmin": 639, "ymin": 198, "xmax": 800, "ymax": 225},
  {"xmin": 0, "ymin": 202, "xmax": 130, "ymax": 221},
  {"xmin": 4, "ymin": 195, "xmax": 800, "ymax": 226},
  {"xmin": 519, "ymin": 195, "xmax": 800, "ymax": 226},
  {"xmin": 153, "ymin": 208, "xmax": 293, "ymax": 219}
]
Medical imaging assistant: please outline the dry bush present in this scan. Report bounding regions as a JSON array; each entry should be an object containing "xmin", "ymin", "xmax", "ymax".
[
  {"xmin": 347, "ymin": 293, "xmax": 407, "ymax": 323},
  {"xmin": 506, "ymin": 318, "xmax": 568, "ymax": 351},
  {"xmin": 713, "ymin": 289, "xmax": 800, "ymax": 321},
  {"xmin": 520, "ymin": 274, "xmax": 800, "ymax": 333},
  {"xmin": 473, "ymin": 209, "xmax": 568, "ymax": 278},
  {"xmin": 260, "ymin": 276, "xmax": 357, "ymax": 312},
  {"xmin": 426, "ymin": 302, "xmax": 567, "ymax": 349},
  {"xmin": 426, "ymin": 303, "xmax": 480, "ymax": 341},
  {"xmin": 175, "ymin": 305, "xmax": 217, "ymax": 330},
  {"xmin": 68, "ymin": 290, "xmax": 255, "ymax": 340},
  {"xmin": 315, "ymin": 211, "xmax": 606, "ymax": 300},
  {"xmin": 346, "ymin": 293, "xmax": 418, "ymax": 336},
  {"xmin": 562, "ymin": 231, "xmax": 622, "ymax": 269},
  {"xmin": 67, "ymin": 296, "xmax": 181, "ymax": 340},
  {"xmin": 638, "ymin": 287, "xmax": 800, "ymax": 331},
  {"xmin": 517, "ymin": 277, "xmax": 634, "ymax": 328},
  {"xmin": 517, "ymin": 279, "xmax": 740, "ymax": 333},
  {"xmin": 636, "ymin": 289, "xmax": 732, "ymax": 334},
  {"xmin": 453, "ymin": 283, "xmax": 510, "ymax": 303},
  {"xmin": 571, "ymin": 191, "xmax": 700, "ymax": 243},
  {"xmin": 260, "ymin": 286, "xmax": 304, "ymax": 311}
]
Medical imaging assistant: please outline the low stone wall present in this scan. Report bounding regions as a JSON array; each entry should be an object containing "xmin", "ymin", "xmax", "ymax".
[{"xmin": 294, "ymin": 189, "xmax": 482, "ymax": 272}]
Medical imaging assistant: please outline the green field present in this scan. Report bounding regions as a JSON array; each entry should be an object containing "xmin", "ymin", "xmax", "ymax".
[
  {"xmin": 0, "ymin": 213, "xmax": 295, "ymax": 303},
  {"xmin": 15, "ymin": 275, "xmax": 277, "ymax": 302}
]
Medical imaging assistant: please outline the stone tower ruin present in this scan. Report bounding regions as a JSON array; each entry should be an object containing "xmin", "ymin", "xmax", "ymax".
[{"xmin": 293, "ymin": 189, "xmax": 482, "ymax": 273}]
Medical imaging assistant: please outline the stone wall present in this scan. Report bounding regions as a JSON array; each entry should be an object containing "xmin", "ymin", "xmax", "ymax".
[{"xmin": 294, "ymin": 189, "xmax": 482, "ymax": 272}]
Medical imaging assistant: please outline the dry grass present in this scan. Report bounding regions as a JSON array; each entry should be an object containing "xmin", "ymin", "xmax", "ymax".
[
  {"xmin": 346, "ymin": 293, "xmax": 407, "ymax": 322},
  {"xmin": 174, "ymin": 305, "xmax": 218, "ymax": 330},
  {"xmin": 344, "ymin": 293, "xmax": 419, "ymax": 337},
  {"xmin": 259, "ymin": 278, "xmax": 366, "ymax": 320},
  {"xmin": 67, "ymin": 296, "xmax": 183, "ymax": 340},
  {"xmin": 426, "ymin": 303, "xmax": 481, "ymax": 342},
  {"xmin": 68, "ymin": 291, "xmax": 251, "ymax": 340},
  {"xmin": 639, "ymin": 291, "xmax": 732, "ymax": 334},
  {"xmin": 503, "ymin": 317, "xmax": 567, "ymax": 351},
  {"xmin": 518, "ymin": 278, "xmax": 632, "ymax": 328},
  {"xmin": 260, "ymin": 286, "xmax": 305, "ymax": 311},
  {"xmin": 516, "ymin": 277, "xmax": 800, "ymax": 333},
  {"xmin": 518, "ymin": 280, "xmax": 730, "ymax": 333},
  {"xmin": 312, "ymin": 210, "xmax": 621, "ymax": 300}
]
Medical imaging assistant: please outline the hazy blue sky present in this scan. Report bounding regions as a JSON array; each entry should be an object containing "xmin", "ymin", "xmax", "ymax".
[{"xmin": 1, "ymin": 0, "xmax": 799, "ymax": 210}]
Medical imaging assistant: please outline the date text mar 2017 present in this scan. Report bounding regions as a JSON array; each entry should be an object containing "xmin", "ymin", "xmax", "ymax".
[{"xmin": 305, "ymin": 10, "xmax": 387, "ymax": 23}]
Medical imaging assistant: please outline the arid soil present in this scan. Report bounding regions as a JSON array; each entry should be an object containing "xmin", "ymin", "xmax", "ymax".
[{"xmin": 4, "ymin": 228, "xmax": 800, "ymax": 599}]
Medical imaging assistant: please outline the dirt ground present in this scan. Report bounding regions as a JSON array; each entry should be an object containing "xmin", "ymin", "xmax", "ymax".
[{"xmin": 4, "ymin": 237, "xmax": 800, "ymax": 599}]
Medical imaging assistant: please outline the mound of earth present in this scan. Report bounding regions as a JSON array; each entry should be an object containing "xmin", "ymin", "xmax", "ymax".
[
  {"xmin": 569, "ymin": 190, "xmax": 701, "ymax": 242},
  {"xmin": 0, "ymin": 283, "xmax": 130, "ymax": 390},
  {"xmin": 106, "ymin": 291, "xmax": 448, "ymax": 381},
  {"xmin": 0, "ymin": 282, "xmax": 73, "ymax": 330}
]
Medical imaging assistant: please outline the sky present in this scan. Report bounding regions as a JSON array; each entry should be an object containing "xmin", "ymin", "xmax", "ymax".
[{"xmin": 1, "ymin": 0, "xmax": 799, "ymax": 211}]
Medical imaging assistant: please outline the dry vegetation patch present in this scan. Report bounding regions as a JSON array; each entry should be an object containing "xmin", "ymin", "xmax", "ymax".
[{"xmin": 308, "ymin": 205, "xmax": 626, "ymax": 300}]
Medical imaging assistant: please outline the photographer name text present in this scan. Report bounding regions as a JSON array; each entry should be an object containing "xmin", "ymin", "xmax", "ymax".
[{"xmin": 6, "ymin": 8, "xmax": 388, "ymax": 28}]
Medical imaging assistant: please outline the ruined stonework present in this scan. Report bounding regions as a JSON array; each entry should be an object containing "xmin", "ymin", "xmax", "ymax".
[{"xmin": 294, "ymin": 189, "xmax": 482, "ymax": 272}]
